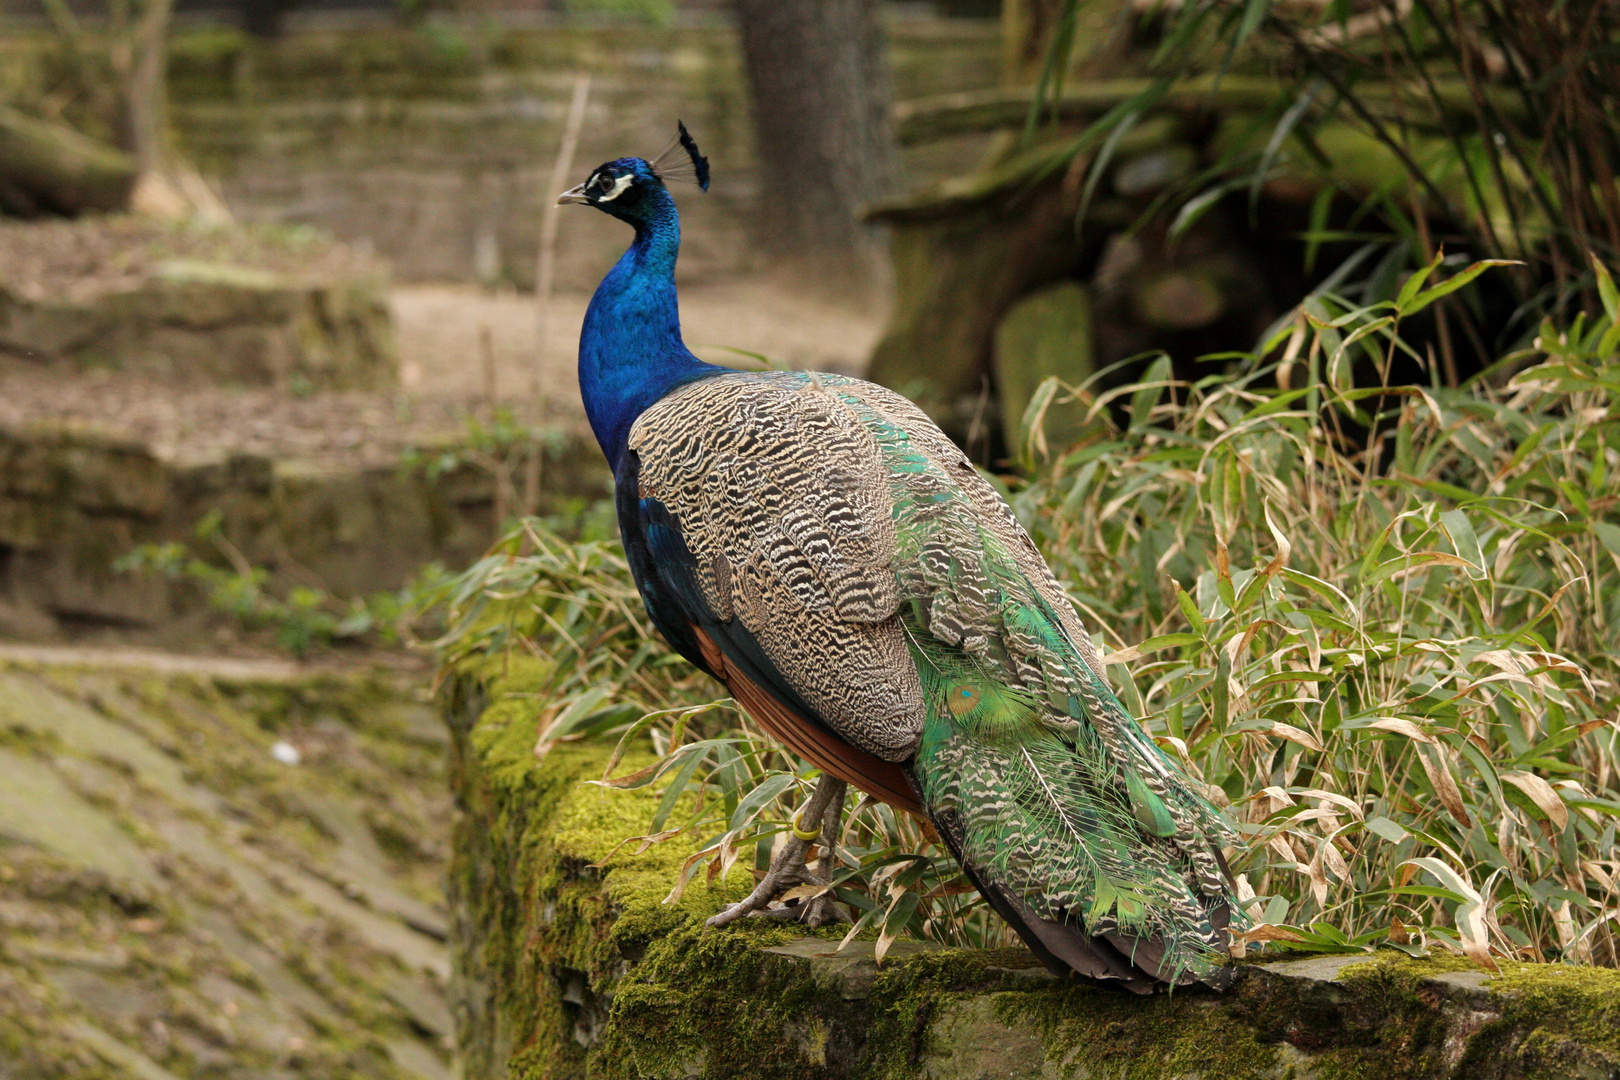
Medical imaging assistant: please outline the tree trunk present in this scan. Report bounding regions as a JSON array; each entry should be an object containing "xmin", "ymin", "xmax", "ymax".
[
  {"xmin": 127, "ymin": 0, "xmax": 175, "ymax": 178},
  {"xmin": 734, "ymin": 0, "xmax": 897, "ymax": 298}
]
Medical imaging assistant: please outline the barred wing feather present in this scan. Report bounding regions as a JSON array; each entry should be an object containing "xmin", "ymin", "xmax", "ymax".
[{"xmin": 625, "ymin": 370, "xmax": 1238, "ymax": 990}]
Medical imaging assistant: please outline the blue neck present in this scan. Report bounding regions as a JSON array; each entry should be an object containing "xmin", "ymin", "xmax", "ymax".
[{"xmin": 577, "ymin": 192, "xmax": 720, "ymax": 470}]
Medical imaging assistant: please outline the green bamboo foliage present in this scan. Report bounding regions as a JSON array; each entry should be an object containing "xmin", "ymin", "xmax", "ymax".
[
  {"xmin": 437, "ymin": 267, "xmax": 1619, "ymax": 965},
  {"xmin": 1013, "ymin": 259, "xmax": 1620, "ymax": 964}
]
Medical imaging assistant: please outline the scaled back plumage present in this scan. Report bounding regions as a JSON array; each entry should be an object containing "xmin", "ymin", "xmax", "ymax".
[{"xmin": 564, "ymin": 126, "xmax": 1241, "ymax": 992}]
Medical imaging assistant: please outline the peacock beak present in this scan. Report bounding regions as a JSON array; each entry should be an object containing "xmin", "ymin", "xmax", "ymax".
[{"xmin": 556, "ymin": 183, "xmax": 592, "ymax": 206}]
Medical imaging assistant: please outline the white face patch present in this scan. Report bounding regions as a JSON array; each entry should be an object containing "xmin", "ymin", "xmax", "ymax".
[{"xmin": 596, "ymin": 172, "xmax": 635, "ymax": 203}]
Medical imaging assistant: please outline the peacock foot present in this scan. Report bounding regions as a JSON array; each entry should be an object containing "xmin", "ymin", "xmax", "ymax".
[{"xmin": 707, "ymin": 775, "xmax": 848, "ymax": 929}]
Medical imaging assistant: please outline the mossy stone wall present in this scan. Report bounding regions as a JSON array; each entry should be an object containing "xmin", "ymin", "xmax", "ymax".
[
  {"xmin": 443, "ymin": 659, "xmax": 1620, "ymax": 1080},
  {"xmin": 0, "ymin": 19, "xmax": 1002, "ymax": 291}
]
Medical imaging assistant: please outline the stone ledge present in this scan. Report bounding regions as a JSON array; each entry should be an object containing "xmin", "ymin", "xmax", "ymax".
[
  {"xmin": 443, "ymin": 663, "xmax": 1620, "ymax": 1080},
  {"xmin": 0, "ymin": 420, "xmax": 609, "ymax": 639},
  {"xmin": 0, "ymin": 268, "xmax": 396, "ymax": 392}
]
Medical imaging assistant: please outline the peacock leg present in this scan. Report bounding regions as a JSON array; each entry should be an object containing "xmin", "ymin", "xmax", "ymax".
[
  {"xmin": 797, "ymin": 775, "xmax": 850, "ymax": 927},
  {"xmin": 706, "ymin": 775, "xmax": 848, "ymax": 928}
]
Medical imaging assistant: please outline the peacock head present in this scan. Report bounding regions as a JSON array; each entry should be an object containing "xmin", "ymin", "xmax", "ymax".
[{"xmin": 557, "ymin": 121, "xmax": 710, "ymax": 226}]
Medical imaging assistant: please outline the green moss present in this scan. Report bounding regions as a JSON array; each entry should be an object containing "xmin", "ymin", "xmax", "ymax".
[
  {"xmin": 445, "ymin": 657, "xmax": 773, "ymax": 1080},
  {"xmin": 986, "ymin": 980, "xmax": 1280, "ymax": 1080},
  {"xmin": 446, "ymin": 652, "xmax": 1620, "ymax": 1080},
  {"xmin": 1471, "ymin": 962, "xmax": 1620, "ymax": 1075}
]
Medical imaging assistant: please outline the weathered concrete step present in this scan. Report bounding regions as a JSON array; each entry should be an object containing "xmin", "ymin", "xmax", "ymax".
[
  {"xmin": 0, "ymin": 642, "xmax": 304, "ymax": 679},
  {"xmin": 441, "ymin": 661, "xmax": 1620, "ymax": 1080}
]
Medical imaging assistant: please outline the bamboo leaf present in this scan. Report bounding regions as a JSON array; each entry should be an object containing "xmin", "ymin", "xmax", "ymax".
[
  {"xmin": 1501, "ymin": 771, "xmax": 1570, "ymax": 830},
  {"xmin": 1399, "ymin": 260, "xmax": 1519, "ymax": 317}
]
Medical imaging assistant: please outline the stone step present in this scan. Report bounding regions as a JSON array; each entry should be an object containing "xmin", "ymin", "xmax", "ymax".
[
  {"xmin": 0, "ymin": 216, "xmax": 397, "ymax": 392},
  {"xmin": 0, "ymin": 654, "xmax": 458, "ymax": 1079},
  {"xmin": 0, "ymin": 380, "xmax": 608, "ymax": 641}
]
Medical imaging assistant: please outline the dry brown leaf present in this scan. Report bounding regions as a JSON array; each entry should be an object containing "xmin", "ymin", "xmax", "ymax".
[
  {"xmin": 1472, "ymin": 649, "xmax": 1536, "ymax": 684},
  {"xmin": 1384, "ymin": 551, "xmax": 1477, "ymax": 581},
  {"xmin": 1268, "ymin": 722, "xmax": 1325, "ymax": 752},
  {"xmin": 1583, "ymin": 860, "xmax": 1617, "ymax": 892},
  {"xmin": 1457, "ymin": 909, "xmax": 1500, "ymax": 974},
  {"xmin": 777, "ymin": 884, "xmax": 831, "ymax": 904},
  {"xmin": 1287, "ymin": 808, "xmax": 1343, "ymax": 827},
  {"xmin": 662, "ymin": 844, "xmax": 720, "ymax": 906},
  {"xmin": 1367, "ymin": 716, "xmax": 1439, "ymax": 744},
  {"xmin": 531, "ymin": 703, "xmax": 563, "ymax": 760},
  {"xmin": 1553, "ymin": 899, "xmax": 1580, "ymax": 953},
  {"xmin": 593, "ymin": 757, "xmax": 665, "ymax": 789},
  {"xmin": 1502, "ymin": 770, "xmax": 1569, "ymax": 830},
  {"xmin": 1298, "ymin": 788, "xmax": 1365, "ymax": 817},
  {"xmin": 1321, "ymin": 838, "xmax": 1351, "ymax": 882},
  {"xmin": 1305, "ymin": 848, "xmax": 1329, "ymax": 907},
  {"xmin": 1261, "ymin": 503, "xmax": 1294, "ymax": 576},
  {"xmin": 1152, "ymin": 734, "xmax": 1193, "ymax": 765},
  {"xmin": 1418, "ymin": 745, "xmax": 1472, "ymax": 828}
]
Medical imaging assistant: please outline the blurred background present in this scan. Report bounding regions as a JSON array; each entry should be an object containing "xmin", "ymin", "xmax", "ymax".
[
  {"xmin": 0, "ymin": 0, "xmax": 1006, "ymax": 651},
  {"xmin": 3, "ymin": 0, "xmax": 1613, "ymax": 651},
  {"xmin": 2, "ymin": 0, "xmax": 1616, "ymax": 1076}
]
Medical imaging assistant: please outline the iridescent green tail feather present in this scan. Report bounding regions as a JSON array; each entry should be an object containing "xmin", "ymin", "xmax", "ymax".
[{"xmin": 905, "ymin": 612, "xmax": 1237, "ymax": 992}]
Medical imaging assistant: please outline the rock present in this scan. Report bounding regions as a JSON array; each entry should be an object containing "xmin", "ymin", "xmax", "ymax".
[
  {"xmin": 1113, "ymin": 145, "xmax": 1199, "ymax": 197},
  {"xmin": 761, "ymin": 938, "xmax": 949, "ymax": 1001},
  {"xmin": 0, "ymin": 657, "xmax": 457, "ymax": 1079},
  {"xmin": 992, "ymin": 280, "xmax": 1099, "ymax": 460},
  {"xmin": 865, "ymin": 147, "xmax": 1088, "ymax": 444},
  {"xmin": 1130, "ymin": 268, "xmax": 1228, "ymax": 330},
  {"xmin": 863, "ymin": 122, "xmax": 1183, "ymax": 445},
  {"xmin": 0, "ymin": 262, "xmax": 396, "ymax": 392},
  {"xmin": 442, "ymin": 655, "xmax": 1620, "ymax": 1080},
  {"xmin": 0, "ymin": 419, "xmax": 610, "ymax": 640}
]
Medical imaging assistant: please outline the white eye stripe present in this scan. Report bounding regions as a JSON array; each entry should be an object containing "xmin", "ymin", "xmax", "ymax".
[{"xmin": 596, "ymin": 173, "xmax": 635, "ymax": 202}]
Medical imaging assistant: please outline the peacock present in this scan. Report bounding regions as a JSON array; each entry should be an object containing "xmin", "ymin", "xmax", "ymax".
[{"xmin": 558, "ymin": 124, "xmax": 1240, "ymax": 992}]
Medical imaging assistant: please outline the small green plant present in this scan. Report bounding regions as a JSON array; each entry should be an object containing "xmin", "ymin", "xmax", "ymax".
[
  {"xmin": 118, "ymin": 511, "xmax": 445, "ymax": 657},
  {"xmin": 1012, "ymin": 258, "xmax": 1620, "ymax": 965},
  {"xmin": 400, "ymin": 409, "xmax": 576, "ymax": 533}
]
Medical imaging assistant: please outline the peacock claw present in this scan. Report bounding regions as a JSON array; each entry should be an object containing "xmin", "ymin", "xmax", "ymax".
[
  {"xmin": 704, "ymin": 849, "xmax": 848, "ymax": 928},
  {"xmin": 707, "ymin": 775, "xmax": 849, "ymax": 929}
]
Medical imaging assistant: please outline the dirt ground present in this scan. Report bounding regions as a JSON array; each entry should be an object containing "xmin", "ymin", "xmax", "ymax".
[
  {"xmin": 0, "ymin": 278, "xmax": 882, "ymax": 462},
  {"xmin": 0, "ymin": 211, "xmax": 884, "ymax": 461},
  {"xmin": 390, "ymin": 279, "xmax": 883, "ymax": 407}
]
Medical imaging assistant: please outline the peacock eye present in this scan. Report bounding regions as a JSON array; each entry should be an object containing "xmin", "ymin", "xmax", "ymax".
[{"xmin": 592, "ymin": 173, "xmax": 613, "ymax": 192}]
